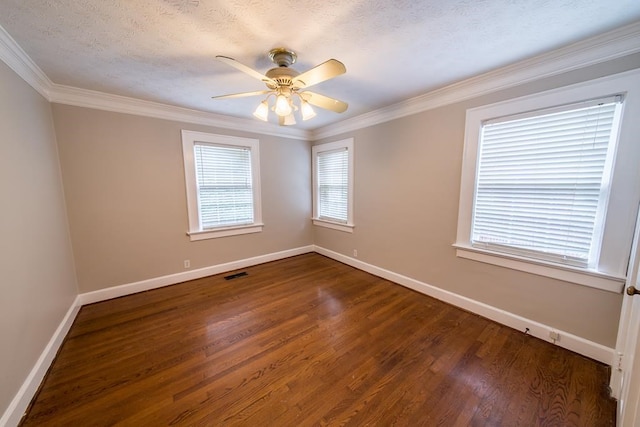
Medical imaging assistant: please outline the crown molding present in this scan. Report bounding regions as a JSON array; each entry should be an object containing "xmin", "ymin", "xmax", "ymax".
[
  {"xmin": 48, "ymin": 84, "xmax": 310, "ymax": 140},
  {"xmin": 311, "ymin": 21, "xmax": 640, "ymax": 140},
  {"xmin": 0, "ymin": 24, "xmax": 309, "ymax": 141},
  {"xmin": 0, "ymin": 24, "xmax": 52, "ymax": 100}
]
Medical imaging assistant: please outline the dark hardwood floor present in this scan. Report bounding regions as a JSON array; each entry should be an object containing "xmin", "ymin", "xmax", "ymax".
[{"xmin": 21, "ymin": 253, "xmax": 615, "ymax": 426}]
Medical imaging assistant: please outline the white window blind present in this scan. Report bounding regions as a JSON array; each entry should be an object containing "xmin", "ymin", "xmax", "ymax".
[
  {"xmin": 472, "ymin": 98, "xmax": 621, "ymax": 266},
  {"xmin": 194, "ymin": 143, "xmax": 254, "ymax": 229},
  {"xmin": 318, "ymin": 148, "xmax": 349, "ymax": 223}
]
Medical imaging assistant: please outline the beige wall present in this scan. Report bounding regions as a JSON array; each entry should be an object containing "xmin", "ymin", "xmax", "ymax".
[
  {"xmin": 313, "ymin": 53, "xmax": 640, "ymax": 348},
  {"xmin": 0, "ymin": 63, "xmax": 78, "ymax": 416},
  {"xmin": 52, "ymin": 105, "xmax": 313, "ymax": 293}
]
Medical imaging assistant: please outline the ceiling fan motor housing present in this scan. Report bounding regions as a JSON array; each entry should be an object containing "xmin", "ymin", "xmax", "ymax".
[{"xmin": 265, "ymin": 66, "xmax": 299, "ymax": 89}]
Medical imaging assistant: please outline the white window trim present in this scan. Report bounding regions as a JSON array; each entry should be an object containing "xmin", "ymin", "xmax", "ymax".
[
  {"xmin": 455, "ymin": 69, "xmax": 640, "ymax": 293},
  {"xmin": 182, "ymin": 130, "xmax": 263, "ymax": 241},
  {"xmin": 312, "ymin": 138, "xmax": 355, "ymax": 233},
  {"xmin": 453, "ymin": 244, "xmax": 625, "ymax": 293}
]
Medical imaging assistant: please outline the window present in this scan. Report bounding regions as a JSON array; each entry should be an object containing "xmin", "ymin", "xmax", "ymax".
[
  {"xmin": 473, "ymin": 98, "xmax": 620, "ymax": 267},
  {"xmin": 182, "ymin": 130, "xmax": 262, "ymax": 240},
  {"xmin": 312, "ymin": 138, "xmax": 354, "ymax": 232},
  {"xmin": 455, "ymin": 70, "xmax": 640, "ymax": 292}
]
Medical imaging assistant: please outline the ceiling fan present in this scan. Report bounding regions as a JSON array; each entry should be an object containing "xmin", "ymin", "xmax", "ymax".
[{"xmin": 213, "ymin": 48, "xmax": 348, "ymax": 125}]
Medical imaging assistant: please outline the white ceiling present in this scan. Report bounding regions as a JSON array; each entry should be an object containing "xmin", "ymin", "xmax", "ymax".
[{"xmin": 1, "ymin": 0, "xmax": 639, "ymax": 130}]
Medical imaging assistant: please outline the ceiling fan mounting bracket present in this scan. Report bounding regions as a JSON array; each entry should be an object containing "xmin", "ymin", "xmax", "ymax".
[{"xmin": 269, "ymin": 48, "xmax": 297, "ymax": 67}]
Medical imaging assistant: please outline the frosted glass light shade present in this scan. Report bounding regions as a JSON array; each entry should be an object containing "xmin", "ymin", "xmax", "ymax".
[
  {"xmin": 301, "ymin": 100, "xmax": 316, "ymax": 120},
  {"xmin": 283, "ymin": 113, "xmax": 296, "ymax": 126},
  {"xmin": 275, "ymin": 94, "xmax": 292, "ymax": 116},
  {"xmin": 253, "ymin": 101, "xmax": 269, "ymax": 121}
]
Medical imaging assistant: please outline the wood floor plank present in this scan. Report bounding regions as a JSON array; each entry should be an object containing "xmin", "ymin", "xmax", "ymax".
[{"xmin": 20, "ymin": 253, "xmax": 616, "ymax": 426}]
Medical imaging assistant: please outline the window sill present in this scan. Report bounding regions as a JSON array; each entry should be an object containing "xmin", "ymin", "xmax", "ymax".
[
  {"xmin": 187, "ymin": 223, "xmax": 264, "ymax": 241},
  {"xmin": 453, "ymin": 243, "xmax": 625, "ymax": 293},
  {"xmin": 312, "ymin": 218, "xmax": 354, "ymax": 233}
]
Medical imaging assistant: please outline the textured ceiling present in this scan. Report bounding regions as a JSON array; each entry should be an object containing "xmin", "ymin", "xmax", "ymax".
[{"xmin": 0, "ymin": 0, "xmax": 639, "ymax": 129}]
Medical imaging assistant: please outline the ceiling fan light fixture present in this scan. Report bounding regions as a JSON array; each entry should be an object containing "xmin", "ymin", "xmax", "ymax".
[
  {"xmin": 275, "ymin": 94, "xmax": 292, "ymax": 116},
  {"xmin": 300, "ymin": 100, "xmax": 316, "ymax": 121},
  {"xmin": 214, "ymin": 49, "xmax": 348, "ymax": 125},
  {"xmin": 253, "ymin": 100, "xmax": 269, "ymax": 121}
]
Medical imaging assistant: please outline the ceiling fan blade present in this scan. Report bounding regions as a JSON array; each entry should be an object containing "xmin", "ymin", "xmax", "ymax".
[
  {"xmin": 301, "ymin": 91, "xmax": 348, "ymax": 113},
  {"xmin": 212, "ymin": 90, "xmax": 271, "ymax": 99},
  {"xmin": 216, "ymin": 55, "xmax": 277, "ymax": 86},
  {"xmin": 292, "ymin": 59, "xmax": 346, "ymax": 88}
]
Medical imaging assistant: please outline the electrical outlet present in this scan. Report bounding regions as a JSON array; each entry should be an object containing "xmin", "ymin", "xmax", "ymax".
[
  {"xmin": 616, "ymin": 352, "xmax": 623, "ymax": 371},
  {"xmin": 184, "ymin": 260, "xmax": 190, "ymax": 269},
  {"xmin": 353, "ymin": 249, "xmax": 358, "ymax": 258},
  {"xmin": 549, "ymin": 331, "xmax": 560, "ymax": 341}
]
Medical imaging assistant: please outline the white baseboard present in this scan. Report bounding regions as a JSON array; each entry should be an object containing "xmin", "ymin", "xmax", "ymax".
[
  {"xmin": 0, "ymin": 296, "xmax": 81, "ymax": 427},
  {"xmin": 78, "ymin": 245, "xmax": 315, "ymax": 305},
  {"xmin": 314, "ymin": 245, "xmax": 615, "ymax": 365}
]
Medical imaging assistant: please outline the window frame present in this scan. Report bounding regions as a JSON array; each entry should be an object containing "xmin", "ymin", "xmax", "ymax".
[
  {"xmin": 182, "ymin": 130, "xmax": 263, "ymax": 241},
  {"xmin": 312, "ymin": 138, "xmax": 355, "ymax": 233},
  {"xmin": 455, "ymin": 70, "xmax": 640, "ymax": 293}
]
